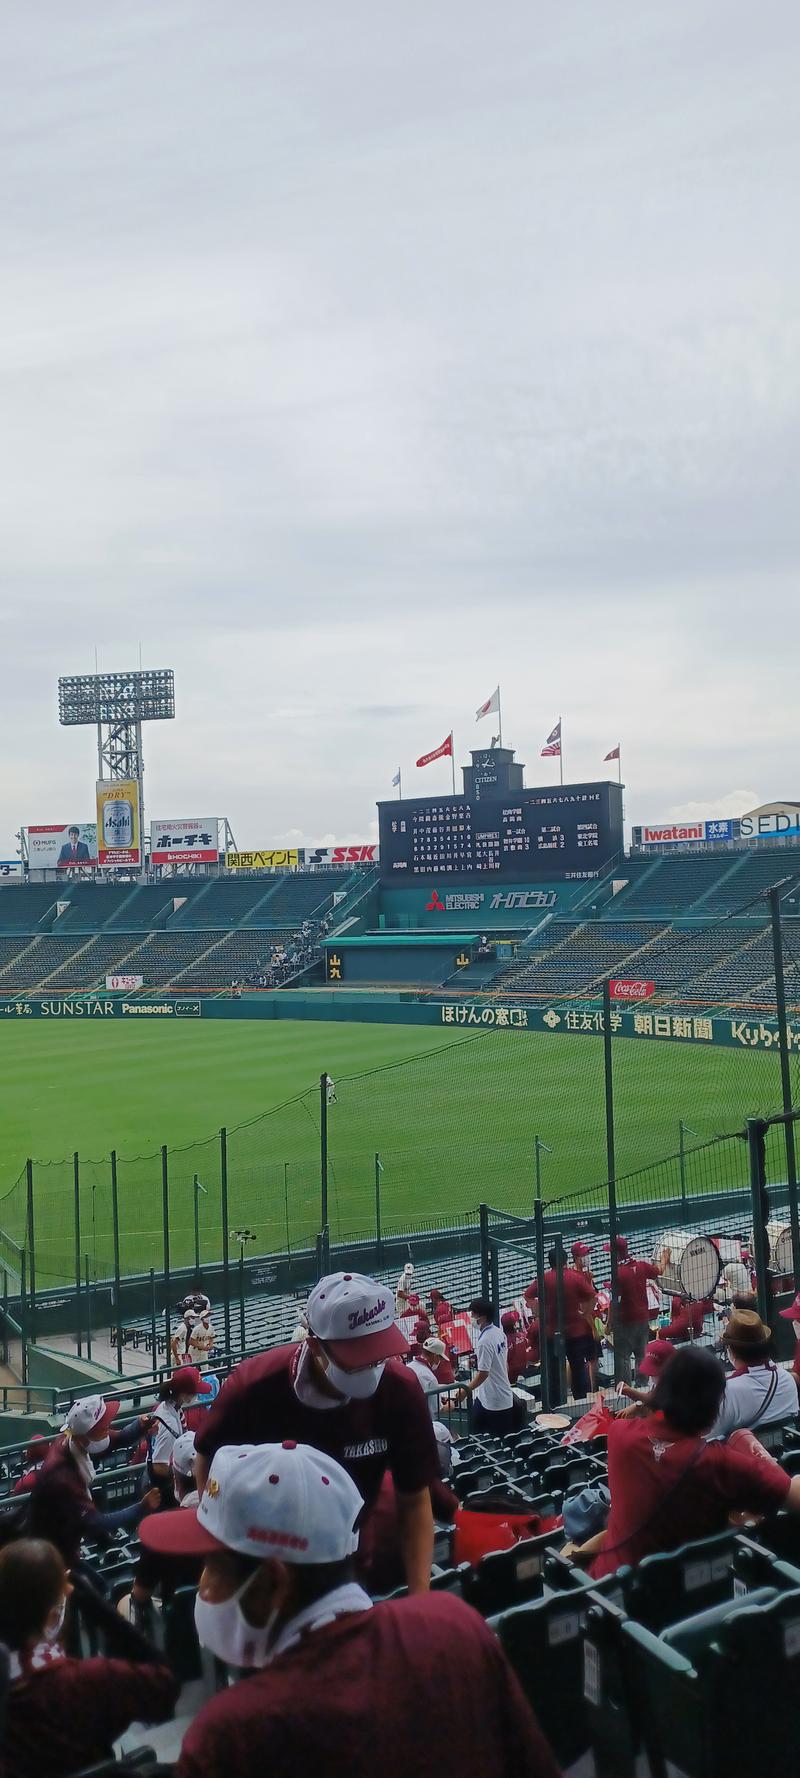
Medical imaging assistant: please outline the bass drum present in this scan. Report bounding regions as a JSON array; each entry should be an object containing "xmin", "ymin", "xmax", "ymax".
[
  {"xmin": 653, "ymin": 1231, "xmax": 722, "ymax": 1302},
  {"xmin": 756, "ymin": 1221, "xmax": 794, "ymax": 1275}
]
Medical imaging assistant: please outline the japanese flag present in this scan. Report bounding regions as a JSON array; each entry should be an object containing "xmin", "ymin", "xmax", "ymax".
[{"xmin": 475, "ymin": 687, "xmax": 500, "ymax": 722}]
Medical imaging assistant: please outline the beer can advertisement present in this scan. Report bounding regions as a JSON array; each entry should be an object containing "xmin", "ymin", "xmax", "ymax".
[
  {"xmin": 150, "ymin": 820, "xmax": 219, "ymax": 865},
  {"xmin": 27, "ymin": 823, "xmax": 98, "ymax": 871},
  {"xmin": 96, "ymin": 781, "xmax": 141, "ymax": 867}
]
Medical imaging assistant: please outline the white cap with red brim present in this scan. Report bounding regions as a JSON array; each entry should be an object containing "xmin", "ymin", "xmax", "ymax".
[
  {"xmin": 140, "ymin": 1441, "xmax": 363, "ymax": 1564},
  {"xmin": 305, "ymin": 1272, "xmax": 409, "ymax": 1371},
  {"xmin": 64, "ymin": 1396, "xmax": 121, "ymax": 1439}
]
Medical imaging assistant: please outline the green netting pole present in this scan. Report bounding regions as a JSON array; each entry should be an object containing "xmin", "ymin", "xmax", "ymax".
[
  {"xmin": 320, "ymin": 1074, "xmax": 329, "ymax": 1231},
  {"xmin": 73, "ymin": 1154, "xmax": 82, "ymax": 1357},
  {"xmin": 25, "ymin": 1161, "xmax": 35, "ymax": 1345},
  {"xmin": 161, "ymin": 1145, "xmax": 171, "ymax": 1368},
  {"xmin": 554, "ymin": 1232, "xmax": 567, "ymax": 1404},
  {"xmin": 149, "ymin": 1269, "xmax": 158, "ymax": 1384},
  {"xmin": 220, "ymin": 1128, "xmax": 231, "ymax": 1356},
  {"xmin": 679, "ymin": 1122, "xmax": 687, "ymax": 1206},
  {"xmin": 603, "ymin": 980, "xmax": 621, "ymax": 1383},
  {"xmin": 1, "ymin": 1267, "xmax": 6, "ymax": 1367},
  {"xmin": 193, "ymin": 1174, "xmax": 201, "ymax": 1277},
  {"xmin": 375, "ymin": 1155, "xmax": 383, "ymax": 1266},
  {"xmin": 769, "ymin": 886, "xmax": 800, "ymax": 1286},
  {"xmin": 479, "ymin": 1204, "xmax": 491, "ymax": 1304},
  {"xmin": 85, "ymin": 1255, "xmax": 92, "ymax": 1363},
  {"xmin": 747, "ymin": 1117, "xmax": 771, "ymax": 1325},
  {"xmin": 534, "ymin": 1196, "xmax": 550, "ymax": 1413},
  {"xmin": 110, "ymin": 1152, "xmax": 122, "ymax": 1374},
  {"xmin": 238, "ymin": 1250, "xmax": 246, "ymax": 1352},
  {"xmin": 19, "ymin": 1249, "xmax": 28, "ymax": 1387}
]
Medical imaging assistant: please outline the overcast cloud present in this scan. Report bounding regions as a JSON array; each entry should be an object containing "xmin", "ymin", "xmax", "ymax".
[{"xmin": 1, "ymin": 1, "xmax": 798, "ymax": 852}]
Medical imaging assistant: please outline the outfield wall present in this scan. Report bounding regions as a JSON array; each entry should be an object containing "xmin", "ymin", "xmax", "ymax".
[{"xmin": 0, "ymin": 991, "xmax": 797, "ymax": 1054}]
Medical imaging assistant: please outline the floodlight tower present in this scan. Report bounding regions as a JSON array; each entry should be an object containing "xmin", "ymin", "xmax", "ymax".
[{"xmin": 58, "ymin": 669, "xmax": 175, "ymax": 873}]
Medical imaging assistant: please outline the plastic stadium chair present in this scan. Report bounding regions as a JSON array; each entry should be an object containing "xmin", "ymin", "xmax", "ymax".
[
  {"xmin": 462, "ymin": 1541, "xmax": 545, "ymax": 1616},
  {"xmin": 493, "ymin": 1586, "xmax": 611, "ymax": 1772},
  {"xmin": 162, "ymin": 1584, "xmax": 203, "ymax": 1682},
  {"xmin": 619, "ymin": 1528, "xmax": 741, "ymax": 1632}
]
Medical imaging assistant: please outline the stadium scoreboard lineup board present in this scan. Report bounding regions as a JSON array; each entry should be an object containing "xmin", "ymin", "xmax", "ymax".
[{"xmin": 378, "ymin": 749, "xmax": 624, "ymax": 881}]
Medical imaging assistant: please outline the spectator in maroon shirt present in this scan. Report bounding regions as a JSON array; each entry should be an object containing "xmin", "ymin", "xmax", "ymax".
[
  {"xmin": 0, "ymin": 1538, "xmax": 177, "ymax": 1778},
  {"xmin": 605, "ymin": 1236, "xmax": 671, "ymax": 1380},
  {"xmin": 30, "ymin": 1394, "xmax": 161, "ymax": 1569},
  {"xmin": 194, "ymin": 1273, "xmax": 439, "ymax": 1594},
  {"xmin": 429, "ymin": 1287, "xmax": 454, "ymax": 1327},
  {"xmin": 144, "ymin": 1441, "xmax": 561, "ymax": 1778},
  {"xmin": 664, "ymin": 1294, "xmax": 712, "ymax": 1343},
  {"xmin": 564, "ymin": 1348, "xmax": 800, "ymax": 1580},
  {"xmin": 12, "ymin": 1435, "xmax": 50, "ymax": 1496},
  {"xmin": 501, "ymin": 1312, "xmax": 531, "ymax": 1385},
  {"xmin": 422, "ymin": 1335, "xmax": 456, "ymax": 1387},
  {"xmin": 529, "ymin": 1252, "xmax": 596, "ymax": 1404}
]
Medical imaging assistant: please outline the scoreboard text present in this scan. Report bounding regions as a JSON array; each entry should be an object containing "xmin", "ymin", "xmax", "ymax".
[{"xmin": 378, "ymin": 782, "xmax": 623, "ymax": 882}]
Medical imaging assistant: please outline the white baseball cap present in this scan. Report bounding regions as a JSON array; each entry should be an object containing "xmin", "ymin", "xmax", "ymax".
[
  {"xmin": 423, "ymin": 1337, "xmax": 447, "ymax": 1359},
  {"xmin": 171, "ymin": 1431, "xmax": 196, "ymax": 1478},
  {"xmin": 140, "ymin": 1441, "xmax": 364, "ymax": 1564},
  {"xmin": 306, "ymin": 1272, "xmax": 408, "ymax": 1371},
  {"xmin": 64, "ymin": 1395, "xmax": 120, "ymax": 1439}
]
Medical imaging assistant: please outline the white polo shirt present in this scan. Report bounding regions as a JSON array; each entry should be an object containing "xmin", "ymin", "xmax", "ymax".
[
  {"xmin": 150, "ymin": 1399, "xmax": 185, "ymax": 1467},
  {"xmin": 709, "ymin": 1363, "xmax": 799, "ymax": 1439},
  {"xmin": 474, "ymin": 1324, "xmax": 514, "ymax": 1412},
  {"xmin": 407, "ymin": 1358, "xmax": 441, "ymax": 1418}
]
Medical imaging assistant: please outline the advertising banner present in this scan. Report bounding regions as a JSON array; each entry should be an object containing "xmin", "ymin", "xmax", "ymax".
[
  {"xmin": 150, "ymin": 820, "xmax": 219, "ymax": 865},
  {"xmin": 0, "ymin": 861, "xmax": 23, "ymax": 881},
  {"xmin": 739, "ymin": 804, "xmax": 800, "ymax": 841},
  {"xmin": 609, "ymin": 979, "xmax": 655, "ymax": 1001},
  {"xmin": 26, "ymin": 823, "xmax": 98, "ymax": 871},
  {"xmin": 96, "ymin": 781, "xmax": 141, "ymax": 868},
  {"xmin": 306, "ymin": 844, "xmax": 378, "ymax": 865},
  {"xmin": 105, "ymin": 974, "xmax": 144, "ymax": 991},
  {"xmin": 634, "ymin": 818, "xmax": 734, "ymax": 849},
  {"xmin": 226, "ymin": 849, "xmax": 302, "ymax": 870}
]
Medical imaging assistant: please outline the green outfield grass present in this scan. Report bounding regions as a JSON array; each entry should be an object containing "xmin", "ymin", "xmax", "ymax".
[{"xmin": 0, "ymin": 1018, "xmax": 786, "ymax": 1286}]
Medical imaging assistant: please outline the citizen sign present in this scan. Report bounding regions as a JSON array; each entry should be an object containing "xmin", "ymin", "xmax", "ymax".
[{"xmin": 609, "ymin": 979, "xmax": 656, "ymax": 1001}]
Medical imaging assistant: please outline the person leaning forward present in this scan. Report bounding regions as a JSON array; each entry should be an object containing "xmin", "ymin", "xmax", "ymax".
[{"xmin": 194, "ymin": 1272, "xmax": 440, "ymax": 1593}]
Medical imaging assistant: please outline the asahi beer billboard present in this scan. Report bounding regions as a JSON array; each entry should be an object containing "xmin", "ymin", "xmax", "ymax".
[{"xmin": 96, "ymin": 781, "xmax": 141, "ymax": 868}]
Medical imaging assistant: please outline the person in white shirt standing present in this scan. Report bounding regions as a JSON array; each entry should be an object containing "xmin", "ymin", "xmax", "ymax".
[
  {"xmin": 452, "ymin": 1299, "xmax": 515, "ymax": 1435},
  {"xmin": 707, "ymin": 1308, "xmax": 799, "ymax": 1439}
]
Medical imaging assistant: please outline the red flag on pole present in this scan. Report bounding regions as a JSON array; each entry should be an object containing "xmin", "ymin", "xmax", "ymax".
[
  {"xmin": 540, "ymin": 720, "xmax": 561, "ymax": 758},
  {"xmin": 416, "ymin": 733, "xmax": 453, "ymax": 769},
  {"xmin": 604, "ymin": 744, "xmax": 620, "ymax": 761}
]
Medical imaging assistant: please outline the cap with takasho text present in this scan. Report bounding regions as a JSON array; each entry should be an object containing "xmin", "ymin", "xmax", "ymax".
[
  {"xmin": 572, "ymin": 1241, "xmax": 591, "ymax": 1259},
  {"xmin": 603, "ymin": 1236, "xmax": 629, "ymax": 1257},
  {"xmin": 64, "ymin": 1396, "xmax": 121, "ymax": 1439},
  {"xmin": 140, "ymin": 1441, "xmax": 364, "ymax": 1564},
  {"xmin": 170, "ymin": 1366, "xmax": 213, "ymax": 1397},
  {"xmin": 306, "ymin": 1272, "xmax": 408, "ymax": 1371}
]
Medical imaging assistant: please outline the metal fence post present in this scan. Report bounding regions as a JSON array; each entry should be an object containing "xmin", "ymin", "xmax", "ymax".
[
  {"xmin": 73, "ymin": 1153, "xmax": 82, "ymax": 1357},
  {"xmin": 375, "ymin": 1154, "xmax": 383, "ymax": 1267},
  {"xmin": 488, "ymin": 1239, "xmax": 500, "ymax": 1314},
  {"xmin": 239, "ymin": 1251, "xmax": 246, "ymax": 1353},
  {"xmin": 603, "ymin": 980, "xmax": 621, "ymax": 1382},
  {"xmin": 534, "ymin": 1197, "xmax": 550, "ymax": 1413},
  {"xmin": 747, "ymin": 1117, "xmax": 771, "ymax": 1325},
  {"xmin": 479, "ymin": 1204, "xmax": 491, "ymax": 1304},
  {"xmin": 679, "ymin": 1122, "xmax": 687, "ymax": 1207},
  {"xmin": 220, "ymin": 1128, "xmax": 231, "ymax": 1356},
  {"xmin": 554, "ymin": 1232, "xmax": 567, "ymax": 1405},
  {"xmin": 161, "ymin": 1145, "xmax": 171, "ymax": 1365},
  {"xmin": 769, "ymin": 886, "xmax": 800, "ymax": 1285},
  {"xmin": 25, "ymin": 1160, "xmax": 35, "ymax": 1344},
  {"xmin": 19, "ymin": 1249, "xmax": 28, "ymax": 1386},
  {"xmin": 149, "ymin": 1268, "xmax": 158, "ymax": 1384},
  {"xmin": 85, "ymin": 1254, "xmax": 92, "ymax": 1363},
  {"xmin": 193, "ymin": 1174, "xmax": 201, "ymax": 1277},
  {"xmin": 110, "ymin": 1151, "xmax": 122, "ymax": 1374},
  {"xmin": 320, "ymin": 1074, "xmax": 329, "ymax": 1231}
]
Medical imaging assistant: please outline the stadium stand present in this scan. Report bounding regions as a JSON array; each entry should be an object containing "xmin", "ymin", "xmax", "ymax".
[
  {"xmin": 253, "ymin": 868, "xmax": 345, "ymax": 924},
  {"xmin": 39, "ymin": 933, "xmax": 146, "ymax": 990},
  {"xmin": 169, "ymin": 877, "xmax": 279, "ymax": 927},
  {"xmin": 0, "ymin": 885, "xmax": 59, "ymax": 930},
  {"xmin": 176, "ymin": 927, "xmax": 300, "ymax": 987}
]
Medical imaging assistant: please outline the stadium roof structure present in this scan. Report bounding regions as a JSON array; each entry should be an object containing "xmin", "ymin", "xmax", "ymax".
[{"xmin": 323, "ymin": 933, "xmax": 479, "ymax": 947}]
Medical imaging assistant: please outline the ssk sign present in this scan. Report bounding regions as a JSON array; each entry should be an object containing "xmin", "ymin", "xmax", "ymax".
[
  {"xmin": 610, "ymin": 979, "xmax": 656, "ymax": 1001},
  {"xmin": 307, "ymin": 845, "xmax": 378, "ymax": 865}
]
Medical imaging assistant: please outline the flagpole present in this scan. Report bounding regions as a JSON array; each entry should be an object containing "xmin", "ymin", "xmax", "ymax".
[
  {"xmin": 559, "ymin": 717, "xmax": 563, "ymax": 786},
  {"xmin": 497, "ymin": 686, "xmax": 503, "ymax": 749},
  {"xmin": 617, "ymin": 746, "xmax": 621, "ymax": 788},
  {"xmin": 450, "ymin": 733, "xmax": 456, "ymax": 795},
  {"xmin": 398, "ymin": 768, "xmax": 403, "ymax": 800}
]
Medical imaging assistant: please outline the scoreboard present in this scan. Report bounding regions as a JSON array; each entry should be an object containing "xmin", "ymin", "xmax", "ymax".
[{"xmin": 378, "ymin": 779, "xmax": 624, "ymax": 882}]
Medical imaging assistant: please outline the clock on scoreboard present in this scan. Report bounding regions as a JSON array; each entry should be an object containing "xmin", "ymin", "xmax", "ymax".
[{"xmin": 378, "ymin": 752, "xmax": 623, "ymax": 883}]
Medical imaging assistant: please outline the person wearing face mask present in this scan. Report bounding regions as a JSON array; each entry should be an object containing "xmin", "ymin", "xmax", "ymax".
[
  {"xmin": 194, "ymin": 1273, "xmax": 440, "ymax": 1594},
  {"xmin": 143, "ymin": 1442, "xmax": 560, "ymax": 1778},
  {"xmin": 0, "ymin": 1538, "xmax": 178, "ymax": 1778},
  {"xmin": 451, "ymin": 1299, "xmax": 516, "ymax": 1434},
  {"xmin": 30, "ymin": 1394, "xmax": 161, "ymax": 1571},
  {"xmin": 148, "ymin": 1365, "xmax": 213, "ymax": 1501}
]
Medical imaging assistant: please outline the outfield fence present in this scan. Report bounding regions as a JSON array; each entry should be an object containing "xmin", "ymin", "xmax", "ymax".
[{"xmin": 0, "ymin": 890, "xmax": 799, "ymax": 1383}]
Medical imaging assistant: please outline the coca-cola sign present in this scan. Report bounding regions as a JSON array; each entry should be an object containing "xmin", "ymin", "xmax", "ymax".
[{"xmin": 609, "ymin": 979, "xmax": 655, "ymax": 1001}]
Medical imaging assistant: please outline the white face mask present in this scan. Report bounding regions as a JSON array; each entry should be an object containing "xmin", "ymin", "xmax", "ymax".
[
  {"xmin": 45, "ymin": 1594, "xmax": 67, "ymax": 1644},
  {"xmin": 88, "ymin": 1435, "xmax": 110, "ymax": 1456},
  {"xmin": 323, "ymin": 1355, "xmax": 385, "ymax": 1399},
  {"xmin": 194, "ymin": 1572, "xmax": 276, "ymax": 1669}
]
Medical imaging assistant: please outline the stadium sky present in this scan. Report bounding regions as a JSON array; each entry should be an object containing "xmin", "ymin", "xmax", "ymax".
[{"xmin": 1, "ymin": 2, "xmax": 798, "ymax": 853}]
